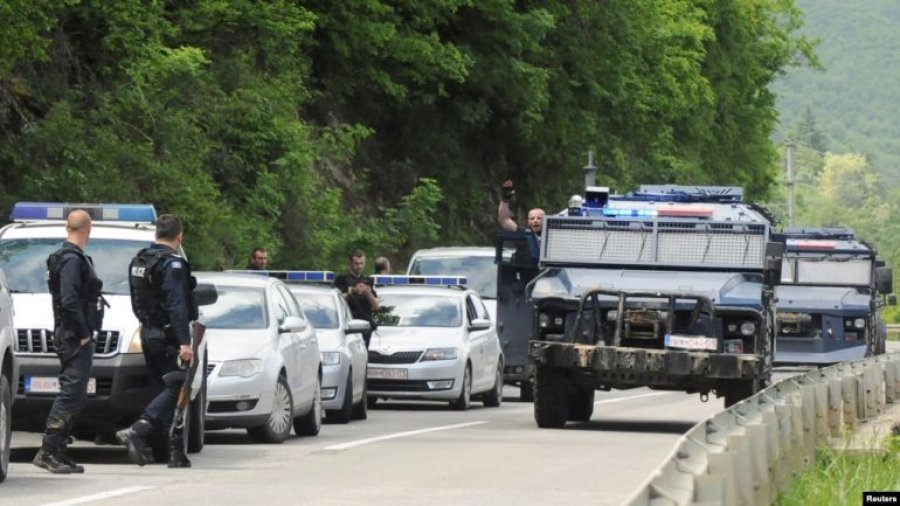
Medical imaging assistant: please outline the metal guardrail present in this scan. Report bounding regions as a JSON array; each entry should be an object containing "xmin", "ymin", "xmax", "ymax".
[{"xmin": 626, "ymin": 351, "xmax": 900, "ymax": 506}]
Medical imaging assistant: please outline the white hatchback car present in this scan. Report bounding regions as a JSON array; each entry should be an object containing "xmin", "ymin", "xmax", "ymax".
[
  {"xmin": 366, "ymin": 276, "xmax": 503, "ymax": 410},
  {"xmin": 287, "ymin": 281, "xmax": 370, "ymax": 424},
  {"xmin": 0, "ymin": 269, "xmax": 17, "ymax": 483},
  {"xmin": 198, "ymin": 272, "xmax": 322, "ymax": 443}
]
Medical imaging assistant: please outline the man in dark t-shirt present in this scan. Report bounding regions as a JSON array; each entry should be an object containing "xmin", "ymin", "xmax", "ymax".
[{"xmin": 334, "ymin": 250, "xmax": 379, "ymax": 346}]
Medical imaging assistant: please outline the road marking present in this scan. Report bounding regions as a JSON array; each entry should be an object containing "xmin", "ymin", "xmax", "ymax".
[
  {"xmin": 40, "ymin": 486, "xmax": 154, "ymax": 506},
  {"xmin": 593, "ymin": 392, "xmax": 669, "ymax": 405},
  {"xmin": 325, "ymin": 421, "xmax": 488, "ymax": 451}
]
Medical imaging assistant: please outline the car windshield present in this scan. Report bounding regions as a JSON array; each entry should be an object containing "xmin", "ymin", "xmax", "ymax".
[
  {"xmin": 408, "ymin": 254, "xmax": 497, "ymax": 299},
  {"xmin": 200, "ymin": 285, "xmax": 268, "ymax": 329},
  {"xmin": 375, "ymin": 293, "xmax": 461, "ymax": 328},
  {"xmin": 0, "ymin": 237, "xmax": 150, "ymax": 295},
  {"xmin": 290, "ymin": 291, "xmax": 339, "ymax": 329}
]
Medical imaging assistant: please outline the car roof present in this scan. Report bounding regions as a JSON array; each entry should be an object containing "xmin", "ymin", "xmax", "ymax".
[
  {"xmin": 195, "ymin": 271, "xmax": 278, "ymax": 288},
  {"xmin": 410, "ymin": 246, "xmax": 494, "ymax": 259},
  {"xmin": 0, "ymin": 221, "xmax": 156, "ymax": 240},
  {"xmin": 285, "ymin": 284, "xmax": 339, "ymax": 295}
]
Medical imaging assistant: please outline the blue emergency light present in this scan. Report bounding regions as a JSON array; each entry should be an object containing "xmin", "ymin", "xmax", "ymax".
[
  {"xmin": 9, "ymin": 202, "xmax": 157, "ymax": 223},
  {"xmin": 227, "ymin": 270, "xmax": 336, "ymax": 283},
  {"xmin": 373, "ymin": 275, "xmax": 467, "ymax": 287},
  {"xmin": 600, "ymin": 208, "xmax": 658, "ymax": 217}
]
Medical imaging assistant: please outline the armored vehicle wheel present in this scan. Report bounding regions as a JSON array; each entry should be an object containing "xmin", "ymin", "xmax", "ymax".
[
  {"xmin": 567, "ymin": 387, "xmax": 594, "ymax": 422},
  {"xmin": 534, "ymin": 366, "xmax": 569, "ymax": 428},
  {"xmin": 520, "ymin": 380, "xmax": 534, "ymax": 402},
  {"xmin": 722, "ymin": 379, "xmax": 760, "ymax": 408}
]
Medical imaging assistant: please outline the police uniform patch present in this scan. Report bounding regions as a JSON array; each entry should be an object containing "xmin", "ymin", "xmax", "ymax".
[{"xmin": 171, "ymin": 261, "xmax": 182, "ymax": 269}]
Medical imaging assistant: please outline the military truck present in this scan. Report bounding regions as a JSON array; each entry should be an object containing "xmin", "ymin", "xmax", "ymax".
[
  {"xmin": 774, "ymin": 227, "xmax": 894, "ymax": 365},
  {"xmin": 495, "ymin": 185, "xmax": 784, "ymax": 427}
]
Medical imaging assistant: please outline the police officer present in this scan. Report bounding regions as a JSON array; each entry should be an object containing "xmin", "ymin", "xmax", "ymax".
[
  {"xmin": 116, "ymin": 214, "xmax": 196, "ymax": 468},
  {"xmin": 33, "ymin": 209, "xmax": 104, "ymax": 474},
  {"xmin": 497, "ymin": 179, "xmax": 544, "ymax": 262},
  {"xmin": 334, "ymin": 250, "xmax": 379, "ymax": 347}
]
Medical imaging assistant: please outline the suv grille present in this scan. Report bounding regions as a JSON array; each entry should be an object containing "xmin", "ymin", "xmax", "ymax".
[
  {"xmin": 16, "ymin": 328, "xmax": 121, "ymax": 356},
  {"xmin": 368, "ymin": 351, "xmax": 423, "ymax": 364}
]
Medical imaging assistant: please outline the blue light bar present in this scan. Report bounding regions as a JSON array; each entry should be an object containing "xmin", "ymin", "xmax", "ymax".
[
  {"xmin": 226, "ymin": 270, "xmax": 336, "ymax": 283},
  {"xmin": 373, "ymin": 275, "xmax": 467, "ymax": 287},
  {"xmin": 9, "ymin": 202, "xmax": 157, "ymax": 223},
  {"xmin": 626, "ymin": 185, "xmax": 744, "ymax": 203}
]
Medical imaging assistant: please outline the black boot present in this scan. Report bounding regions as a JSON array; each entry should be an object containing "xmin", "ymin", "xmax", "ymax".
[
  {"xmin": 167, "ymin": 433, "xmax": 191, "ymax": 468},
  {"xmin": 59, "ymin": 446, "xmax": 85, "ymax": 473},
  {"xmin": 115, "ymin": 418, "xmax": 153, "ymax": 466},
  {"xmin": 33, "ymin": 440, "xmax": 73, "ymax": 474}
]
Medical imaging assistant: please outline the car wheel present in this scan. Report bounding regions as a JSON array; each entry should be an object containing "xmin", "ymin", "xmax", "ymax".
[
  {"xmin": 248, "ymin": 375, "xmax": 293, "ymax": 444},
  {"xmin": 326, "ymin": 374, "xmax": 353, "ymax": 424},
  {"xmin": 187, "ymin": 355, "xmax": 208, "ymax": 453},
  {"xmin": 352, "ymin": 377, "xmax": 368, "ymax": 420},
  {"xmin": 449, "ymin": 364, "xmax": 472, "ymax": 411},
  {"xmin": 0, "ymin": 375, "xmax": 11, "ymax": 483},
  {"xmin": 482, "ymin": 360, "xmax": 503, "ymax": 407},
  {"xmin": 294, "ymin": 375, "xmax": 322, "ymax": 437}
]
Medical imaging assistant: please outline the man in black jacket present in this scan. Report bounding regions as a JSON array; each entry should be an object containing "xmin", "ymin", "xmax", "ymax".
[
  {"xmin": 117, "ymin": 214, "xmax": 197, "ymax": 468},
  {"xmin": 33, "ymin": 209, "xmax": 104, "ymax": 474},
  {"xmin": 334, "ymin": 250, "xmax": 379, "ymax": 346}
]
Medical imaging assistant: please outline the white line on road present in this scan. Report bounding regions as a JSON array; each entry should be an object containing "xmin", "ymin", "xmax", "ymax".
[
  {"xmin": 325, "ymin": 421, "xmax": 489, "ymax": 451},
  {"xmin": 593, "ymin": 392, "xmax": 670, "ymax": 405},
  {"xmin": 40, "ymin": 486, "xmax": 155, "ymax": 506}
]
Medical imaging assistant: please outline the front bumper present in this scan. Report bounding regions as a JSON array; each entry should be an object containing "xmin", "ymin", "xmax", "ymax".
[
  {"xmin": 321, "ymin": 362, "xmax": 350, "ymax": 410},
  {"xmin": 774, "ymin": 336, "xmax": 868, "ymax": 365},
  {"xmin": 367, "ymin": 359, "xmax": 465, "ymax": 401},
  {"xmin": 530, "ymin": 341, "xmax": 767, "ymax": 390},
  {"xmin": 205, "ymin": 364, "xmax": 275, "ymax": 429},
  {"xmin": 13, "ymin": 352, "xmax": 158, "ymax": 433}
]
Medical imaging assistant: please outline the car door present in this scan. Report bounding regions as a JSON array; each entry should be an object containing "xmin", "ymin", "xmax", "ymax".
[
  {"xmin": 271, "ymin": 285, "xmax": 303, "ymax": 401},
  {"xmin": 341, "ymin": 297, "xmax": 367, "ymax": 402},
  {"xmin": 474, "ymin": 293, "xmax": 501, "ymax": 381},
  {"xmin": 465, "ymin": 294, "xmax": 490, "ymax": 392},
  {"xmin": 282, "ymin": 285, "xmax": 319, "ymax": 402}
]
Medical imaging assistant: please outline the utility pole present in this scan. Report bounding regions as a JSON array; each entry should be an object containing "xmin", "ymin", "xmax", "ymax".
[{"xmin": 785, "ymin": 140, "xmax": 796, "ymax": 227}]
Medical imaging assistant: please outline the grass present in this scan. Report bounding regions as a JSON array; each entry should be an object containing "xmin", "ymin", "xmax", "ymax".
[{"xmin": 778, "ymin": 439, "xmax": 900, "ymax": 506}]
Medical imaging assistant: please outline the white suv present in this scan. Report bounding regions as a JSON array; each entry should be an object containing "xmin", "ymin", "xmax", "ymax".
[
  {"xmin": 0, "ymin": 269, "xmax": 17, "ymax": 483},
  {"xmin": 0, "ymin": 203, "xmax": 206, "ymax": 455}
]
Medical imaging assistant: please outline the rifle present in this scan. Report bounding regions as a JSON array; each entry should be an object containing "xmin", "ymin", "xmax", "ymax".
[{"xmin": 170, "ymin": 321, "xmax": 207, "ymax": 437}]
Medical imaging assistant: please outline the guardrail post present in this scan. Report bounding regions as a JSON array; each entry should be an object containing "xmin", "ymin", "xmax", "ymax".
[
  {"xmin": 828, "ymin": 377, "xmax": 843, "ymax": 437},
  {"xmin": 799, "ymin": 382, "xmax": 817, "ymax": 468},
  {"xmin": 841, "ymin": 373, "xmax": 858, "ymax": 429},
  {"xmin": 707, "ymin": 451, "xmax": 738, "ymax": 506},
  {"xmin": 744, "ymin": 424, "xmax": 770, "ymax": 505}
]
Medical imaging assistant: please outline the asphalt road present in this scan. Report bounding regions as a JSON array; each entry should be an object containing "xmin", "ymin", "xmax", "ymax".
[{"xmin": 5, "ymin": 343, "xmax": 898, "ymax": 506}]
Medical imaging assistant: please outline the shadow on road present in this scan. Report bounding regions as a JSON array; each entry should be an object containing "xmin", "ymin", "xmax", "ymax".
[
  {"xmin": 10, "ymin": 445, "xmax": 132, "ymax": 465},
  {"xmin": 566, "ymin": 418, "xmax": 696, "ymax": 435}
]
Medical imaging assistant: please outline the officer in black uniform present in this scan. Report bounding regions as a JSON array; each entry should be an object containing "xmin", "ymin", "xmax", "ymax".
[
  {"xmin": 334, "ymin": 250, "xmax": 379, "ymax": 347},
  {"xmin": 33, "ymin": 209, "xmax": 104, "ymax": 474},
  {"xmin": 116, "ymin": 214, "xmax": 196, "ymax": 468}
]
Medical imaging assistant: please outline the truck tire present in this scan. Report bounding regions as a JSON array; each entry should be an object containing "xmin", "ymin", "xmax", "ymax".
[
  {"xmin": 567, "ymin": 387, "xmax": 595, "ymax": 422},
  {"xmin": 533, "ymin": 366, "xmax": 569, "ymax": 429},
  {"xmin": 520, "ymin": 380, "xmax": 534, "ymax": 402},
  {"xmin": 722, "ymin": 379, "xmax": 760, "ymax": 408}
]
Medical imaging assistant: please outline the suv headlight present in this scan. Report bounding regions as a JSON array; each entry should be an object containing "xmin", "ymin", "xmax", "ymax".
[
  {"xmin": 421, "ymin": 348, "xmax": 458, "ymax": 361},
  {"xmin": 127, "ymin": 328, "xmax": 143, "ymax": 353},
  {"xmin": 321, "ymin": 352, "xmax": 341, "ymax": 365},
  {"xmin": 854, "ymin": 318, "xmax": 866, "ymax": 329},
  {"xmin": 219, "ymin": 359, "xmax": 264, "ymax": 378}
]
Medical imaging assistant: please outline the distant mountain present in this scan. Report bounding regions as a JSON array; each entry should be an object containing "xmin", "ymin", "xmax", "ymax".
[{"xmin": 773, "ymin": 0, "xmax": 900, "ymax": 177}]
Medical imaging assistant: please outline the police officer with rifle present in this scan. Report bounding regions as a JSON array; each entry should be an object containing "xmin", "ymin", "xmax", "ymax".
[
  {"xmin": 33, "ymin": 210, "xmax": 105, "ymax": 474},
  {"xmin": 116, "ymin": 214, "xmax": 197, "ymax": 468}
]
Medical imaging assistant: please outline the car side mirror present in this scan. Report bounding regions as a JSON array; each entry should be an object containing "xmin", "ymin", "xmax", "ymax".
[
  {"xmin": 763, "ymin": 241, "xmax": 785, "ymax": 288},
  {"xmin": 193, "ymin": 283, "xmax": 218, "ymax": 307},
  {"xmin": 279, "ymin": 315, "xmax": 307, "ymax": 333},
  {"xmin": 875, "ymin": 266, "xmax": 893, "ymax": 294},
  {"xmin": 469, "ymin": 318, "xmax": 491, "ymax": 331},
  {"xmin": 346, "ymin": 319, "xmax": 371, "ymax": 334}
]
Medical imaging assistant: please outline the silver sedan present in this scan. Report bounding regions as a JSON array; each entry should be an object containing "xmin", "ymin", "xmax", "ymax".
[
  {"xmin": 287, "ymin": 284, "xmax": 369, "ymax": 423},
  {"xmin": 197, "ymin": 272, "xmax": 323, "ymax": 443}
]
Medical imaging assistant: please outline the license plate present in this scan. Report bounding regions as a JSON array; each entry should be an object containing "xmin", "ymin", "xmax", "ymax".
[
  {"xmin": 366, "ymin": 367, "xmax": 408, "ymax": 380},
  {"xmin": 664, "ymin": 334, "xmax": 717, "ymax": 351},
  {"xmin": 24, "ymin": 376, "xmax": 97, "ymax": 395}
]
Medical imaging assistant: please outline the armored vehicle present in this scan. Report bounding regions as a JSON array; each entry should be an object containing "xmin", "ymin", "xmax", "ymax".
[
  {"xmin": 496, "ymin": 185, "xmax": 783, "ymax": 427},
  {"xmin": 774, "ymin": 227, "xmax": 894, "ymax": 365}
]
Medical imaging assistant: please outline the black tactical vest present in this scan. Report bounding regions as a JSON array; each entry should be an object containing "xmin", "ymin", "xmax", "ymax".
[
  {"xmin": 47, "ymin": 247, "xmax": 104, "ymax": 333},
  {"xmin": 129, "ymin": 247, "xmax": 174, "ymax": 326}
]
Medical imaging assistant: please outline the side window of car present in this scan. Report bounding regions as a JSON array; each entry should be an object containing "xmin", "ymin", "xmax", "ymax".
[
  {"xmin": 277, "ymin": 285, "xmax": 302, "ymax": 318},
  {"xmin": 273, "ymin": 288, "xmax": 290, "ymax": 324},
  {"xmin": 473, "ymin": 295, "xmax": 490, "ymax": 322},
  {"xmin": 465, "ymin": 296, "xmax": 478, "ymax": 325}
]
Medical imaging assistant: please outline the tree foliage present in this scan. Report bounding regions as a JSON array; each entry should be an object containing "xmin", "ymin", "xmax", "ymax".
[{"xmin": 0, "ymin": 0, "xmax": 814, "ymax": 271}]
